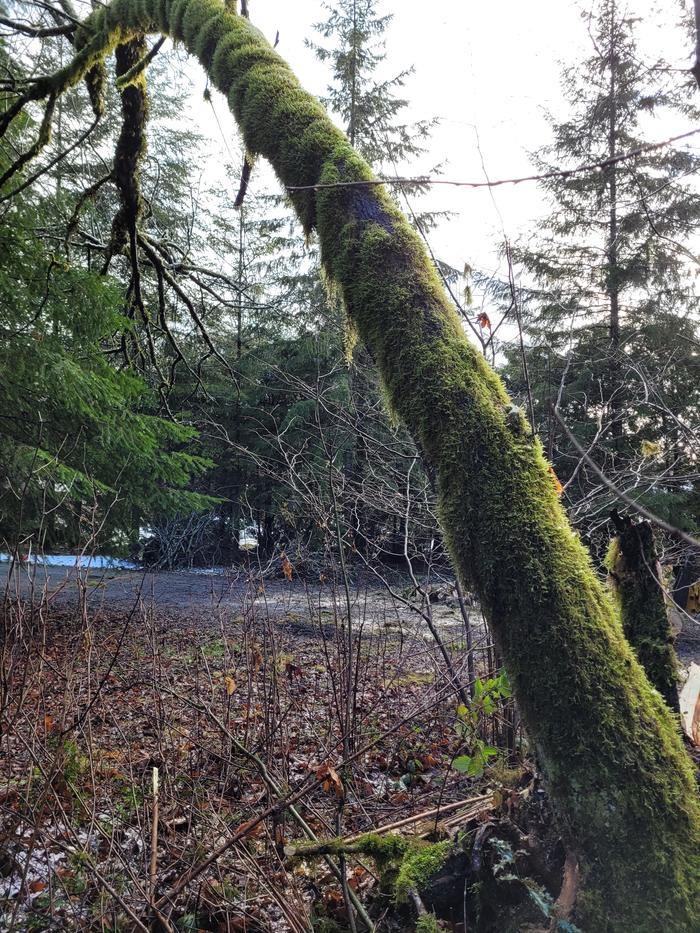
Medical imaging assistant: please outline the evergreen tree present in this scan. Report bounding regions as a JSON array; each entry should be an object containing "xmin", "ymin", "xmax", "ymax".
[
  {"xmin": 301, "ymin": 0, "xmax": 442, "ymax": 561},
  {"xmin": 503, "ymin": 0, "xmax": 700, "ymax": 535},
  {"xmin": 0, "ymin": 30, "xmax": 215, "ymax": 553},
  {"xmin": 172, "ymin": 179, "xmax": 350, "ymax": 560},
  {"xmin": 0, "ymin": 200, "xmax": 214, "ymax": 553},
  {"xmin": 307, "ymin": 0, "xmax": 434, "ymax": 174},
  {"xmin": 173, "ymin": 0, "xmax": 444, "ymax": 565}
]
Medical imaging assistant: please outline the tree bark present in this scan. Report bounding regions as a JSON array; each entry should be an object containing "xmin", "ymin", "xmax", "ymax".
[
  {"xmin": 607, "ymin": 511, "xmax": 680, "ymax": 713},
  {"xmin": 606, "ymin": 2, "xmax": 622, "ymax": 446},
  {"xmin": 31, "ymin": 2, "xmax": 700, "ymax": 928}
]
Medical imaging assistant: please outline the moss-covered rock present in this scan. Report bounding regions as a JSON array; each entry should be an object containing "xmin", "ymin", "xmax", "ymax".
[{"xmin": 15, "ymin": 2, "xmax": 700, "ymax": 929}]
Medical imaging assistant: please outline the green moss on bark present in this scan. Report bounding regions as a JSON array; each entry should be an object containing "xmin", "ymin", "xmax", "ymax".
[
  {"xmin": 606, "ymin": 516, "xmax": 680, "ymax": 713},
  {"xmin": 288, "ymin": 832, "xmax": 450, "ymax": 911},
  {"xmin": 414, "ymin": 913, "xmax": 441, "ymax": 933},
  {"xmin": 21, "ymin": 2, "xmax": 700, "ymax": 929},
  {"xmin": 111, "ymin": 37, "xmax": 148, "ymax": 254},
  {"xmin": 394, "ymin": 840, "xmax": 451, "ymax": 905}
]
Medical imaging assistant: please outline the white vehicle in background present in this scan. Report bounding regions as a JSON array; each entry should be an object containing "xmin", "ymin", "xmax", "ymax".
[{"xmin": 238, "ymin": 524, "xmax": 259, "ymax": 552}]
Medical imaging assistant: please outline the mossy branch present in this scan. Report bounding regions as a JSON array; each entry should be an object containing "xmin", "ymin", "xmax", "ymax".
[
  {"xmin": 2, "ymin": 2, "xmax": 699, "ymax": 929},
  {"xmin": 109, "ymin": 35, "xmax": 149, "ymax": 258},
  {"xmin": 115, "ymin": 36, "xmax": 166, "ymax": 88},
  {"xmin": 285, "ymin": 832, "xmax": 410, "ymax": 862},
  {"xmin": 286, "ymin": 832, "xmax": 450, "ymax": 907},
  {"xmin": 233, "ymin": 150, "xmax": 254, "ymax": 207},
  {"xmin": 0, "ymin": 92, "xmax": 56, "ymax": 189}
]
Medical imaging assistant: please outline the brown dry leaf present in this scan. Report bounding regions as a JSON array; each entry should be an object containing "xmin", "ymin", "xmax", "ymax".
[
  {"xmin": 323, "ymin": 889, "xmax": 345, "ymax": 910},
  {"xmin": 316, "ymin": 764, "xmax": 344, "ymax": 799},
  {"xmin": 28, "ymin": 880, "xmax": 46, "ymax": 893},
  {"xmin": 101, "ymin": 768, "xmax": 126, "ymax": 780},
  {"xmin": 281, "ymin": 553, "xmax": 293, "ymax": 581},
  {"xmin": 548, "ymin": 464, "xmax": 564, "ymax": 496},
  {"xmin": 349, "ymin": 865, "xmax": 369, "ymax": 891},
  {"xmin": 251, "ymin": 649, "xmax": 263, "ymax": 672},
  {"xmin": 224, "ymin": 675, "xmax": 237, "ymax": 696}
]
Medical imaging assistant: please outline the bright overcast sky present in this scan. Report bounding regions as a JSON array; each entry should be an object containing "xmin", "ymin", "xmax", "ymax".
[{"xmin": 179, "ymin": 0, "xmax": 697, "ymax": 285}]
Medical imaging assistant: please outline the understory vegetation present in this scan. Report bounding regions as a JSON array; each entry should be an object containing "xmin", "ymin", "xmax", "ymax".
[{"xmin": 1, "ymin": 570, "xmax": 531, "ymax": 932}]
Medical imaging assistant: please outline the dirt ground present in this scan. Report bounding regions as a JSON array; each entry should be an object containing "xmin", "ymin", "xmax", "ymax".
[
  {"xmin": 1, "ymin": 562, "xmax": 698, "ymax": 932},
  {"xmin": 1, "ymin": 564, "xmax": 500, "ymax": 932},
  {"xmin": 1, "ymin": 561, "xmax": 697, "ymax": 664},
  {"xmin": 0, "ymin": 562, "xmax": 489, "ymax": 644}
]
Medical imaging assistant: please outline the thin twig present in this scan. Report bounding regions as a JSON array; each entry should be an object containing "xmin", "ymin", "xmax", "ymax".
[
  {"xmin": 552, "ymin": 405, "xmax": 700, "ymax": 549},
  {"xmin": 286, "ymin": 127, "xmax": 700, "ymax": 191}
]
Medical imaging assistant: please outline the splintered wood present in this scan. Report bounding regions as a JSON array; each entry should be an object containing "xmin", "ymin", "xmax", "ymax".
[{"xmin": 680, "ymin": 663, "xmax": 700, "ymax": 747}]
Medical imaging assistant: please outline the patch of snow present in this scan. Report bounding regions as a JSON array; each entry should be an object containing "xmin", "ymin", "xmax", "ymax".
[
  {"xmin": 182, "ymin": 566, "xmax": 227, "ymax": 575},
  {"xmin": 0, "ymin": 553, "xmax": 138, "ymax": 570},
  {"xmin": 0, "ymin": 847, "xmax": 66, "ymax": 901}
]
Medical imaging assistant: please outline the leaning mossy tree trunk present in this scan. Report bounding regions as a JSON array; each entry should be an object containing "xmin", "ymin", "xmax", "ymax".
[
  {"xmin": 7, "ymin": 1, "xmax": 700, "ymax": 928},
  {"xmin": 606, "ymin": 511, "xmax": 681, "ymax": 713}
]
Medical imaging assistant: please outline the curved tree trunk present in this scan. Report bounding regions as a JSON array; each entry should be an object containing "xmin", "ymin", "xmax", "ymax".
[{"xmin": 22, "ymin": 2, "xmax": 700, "ymax": 928}]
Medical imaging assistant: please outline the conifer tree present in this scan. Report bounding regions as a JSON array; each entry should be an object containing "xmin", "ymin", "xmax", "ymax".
[
  {"xmin": 0, "ymin": 27, "xmax": 215, "ymax": 553},
  {"xmin": 307, "ymin": 0, "xmax": 433, "ymax": 174},
  {"xmin": 304, "ymin": 0, "xmax": 441, "ymax": 559},
  {"xmin": 504, "ymin": 0, "xmax": 700, "ymax": 534}
]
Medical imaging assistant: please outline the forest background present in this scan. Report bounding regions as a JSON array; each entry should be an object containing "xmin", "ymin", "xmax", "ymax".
[{"xmin": 2, "ymin": 0, "xmax": 699, "ymax": 575}]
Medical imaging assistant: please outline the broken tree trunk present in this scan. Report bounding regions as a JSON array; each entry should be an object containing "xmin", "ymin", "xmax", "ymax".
[
  {"xmin": 10, "ymin": 1, "xmax": 700, "ymax": 928},
  {"xmin": 607, "ymin": 510, "xmax": 680, "ymax": 713}
]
